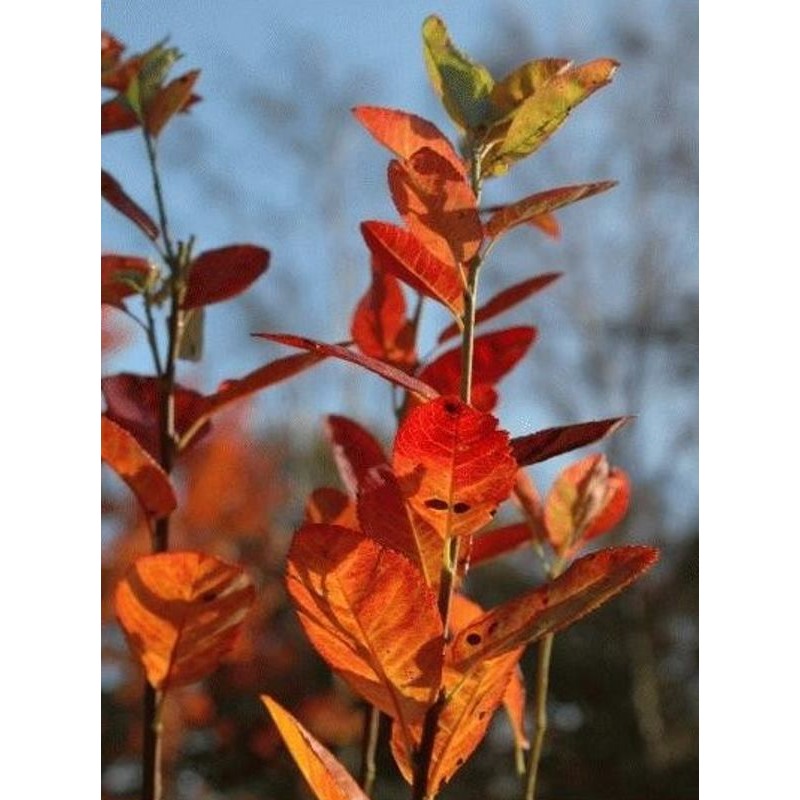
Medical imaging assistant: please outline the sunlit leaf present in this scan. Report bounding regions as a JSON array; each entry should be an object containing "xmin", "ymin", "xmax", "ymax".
[
  {"xmin": 486, "ymin": 181, "xmax": 617, "ymax": 241},
  {"xmin": 351, "ymin": 265, "xmax": 416, "ymax": 369},
  {"xmin": 182, "ymin": 245, "xmax": 270, "ymax": 310},
  {"xmin": 145, "ymin": 69, "xmax": 200, "ymax": 136},
  {"xmin": 421, "ymin": 15, "xmax": 495, "ymax": 130},
  {"xmin": 325, "ymin": 415, "xmax": 388, "ymax": 497},
  {"xmin": 451, "ymin": 546, "xmax": 659, "ymax": 669},
  {"xmin": 504, "ymin": 665, "xmax": 529, "ymax": 752},
  {"xmin": 360, "ymin": 221, "xmax": 464, "ymax": 318},
  {"xmin": 391, "ymin": 594, "xmax": 522, "ymax": 791},
  {"xmin": 437, "ymin": 273, "xmax": 560, "ymax": 344},
  {"xmin": 511, "ymin": 416, "xmax": 631, "ymax": 466},
  {"xmin": 101, "ymin": 254, "xmax": 152, "ymax": 308},
  {"xmin": 286, "ymin": 525, "xmax": 443, "ymax": 747},
  {"xmin": 470, "ymin": 522, "xmax": 531, "ymax": 566},
  {"xmin": 489, "ymin": 58, "xmax": 571, "ymax": 114},
  {"xmin": 527, "ymin": 211, "xmax": 561, "ymax": 238},
  {"xmin": 305, "ymin": 488, "xmax": 359, "ymax": 528},
  {"xmin": 544, "ymin": 454, "xmax": 631, "ymax": 556},
  {"xmin": 483, "ymin": 59, "xmax": 619, "ymax": 175},
  {"xmin": 101, "ymin": 415, "xmax": 177, "ymax": 518},
  {"xmin": 419, "ymin": 327, "xmax": 537, "ymax": 412},
  {"xmin": 101, "ymin": 373, "xmax": 211, "ymax": 459},
  {"xmin": 114, "ymin": 551, "xmax": 255, "ymax": 689},
  {"xmin": 352, "ymin": 106, "xmax": 465, "ymax": 176},
  {"xmin": 388, "ymin": 148, "xmax": 482, "ymax": 266},
  {"xmin": 254, "ymin": 333, "xmax": 438, "ymax": 401},
  {"xmin": 101, "ymin": 170, "xmax": 159, "ymax": 240},
  {"xmin": 261, "ymin": 695, "xmax": 370, "ymax": 800},
  {"xmin": 393, "ymin": 396, "xmax": 517, "ymax": 538}
]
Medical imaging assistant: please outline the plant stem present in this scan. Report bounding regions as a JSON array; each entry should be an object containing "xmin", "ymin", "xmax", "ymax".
[{"xmin": 359, "ymin": 705, "xmax": 382, "ymax": 796}]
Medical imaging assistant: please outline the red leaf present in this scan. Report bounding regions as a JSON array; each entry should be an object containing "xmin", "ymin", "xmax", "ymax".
[
  {"xmin": 101, "ymin": 254, "xmax": 151, "ymax": 307},
  {"xmin": 360, "ymin": 221, "xmax": 464, "ymax": 317},
  {"xmin": 470, "ymin": 522, "xmax": 531, "ymax": 566},
  {"xmin": 351, "ymin": 265, "xmax": 416, "ymax": 369},
  {"xmin": 254, "ymin": 334, "xmax": 438, "ymax": 400},
  {"xmin": 325, "ymin": 415, "xmax": 388, "ymax": 497},
  {"xmin": 286, "ymin": 525, "xmax": 443, "ymax": 744},
  {"xmin": 393, "ymin": 397, "xmax": 517, "ymax": 538},
  {"xmin": 115, "ymin": 551, "xmax": 255, "ymax": 689},
  {"xmin": 101, "ymin": 170, "xmax": 159, "ymax": 241},
  {"xmin": 544, "ymin": 454, "xmax": 631, "ymax": 556},
  {"xmin": 102, "ymin": 97, "xmax": 140, "ymax": 135},
  {"xmin": 101, "ymin": 373, "xmax": 211, "ymax": 460},
  {"xmin": 388, "ymin": 148, "xmax": 482, "ymax": 266},
  {"xmin": 451, "ymin": 546, "xmax": 659, "ymax": 669},
  {"xmin": 101, "ymin": 416, "xmax": 177, "ymax": 518},
  {"xmin": 183, "ymin": 245, "xmax": 270, "ymax": 310},
  {"xmin": 511, "ymin": 417, "xmax": 632, "ymax": 466},
  {"xmin": 101, "ymin": 31, "xmax": 126, "ymax": 74},
  {"xmin": 437, "ymin": 273, "xmax": 561, "ymax": 344},
  {"xmin": 203, "ymin": 350, "xmax": 327, "ymax": 416},
  {"xmin": 419, "ymin": 326, "xmax": 537, "ymax": 411},
  {"xmin": 352, "ymin": 106, "xmax": 465, "ymax": 177},
  {"xmin": 486, "ymin": 182, "xmax": 617, "ymax": 240},
  {"xmin": 145, "ymin": 70, "xmax": 200, "ymax": 136},
  {"xmin": 262, "ymin": 696, "xmax": 370, "ymax": 800},
  {"xmin": 304, "ymin": 488, "xmax": 359, "ymax": 528}
]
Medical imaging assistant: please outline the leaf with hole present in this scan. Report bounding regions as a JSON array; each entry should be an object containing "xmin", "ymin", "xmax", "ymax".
[{"xmin": 114, "ymin": 551, "xmax": 255, "ymax": 689}]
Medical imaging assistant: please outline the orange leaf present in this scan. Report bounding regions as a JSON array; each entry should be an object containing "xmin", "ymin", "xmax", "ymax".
[
  {"xmin": 390, "ymin": 594, "xmax": 522, "ymax": 791},
  {"xmin": 360, "ymin": 221, "xmax": 464, "ymax": 318},
  {"xmin": 511, "ymin": 416, "xmax": 631, "ymax": 466},
  {"xmin": 352, "ymin": 106, "xmax": 465, "ymax": 177},
  {"xmin": 392, "ymin": 397, "xmax": 517, "ymax": 538},
  {"xmin": 470, "ymin": 522, "xmax": 531, "ymax": 566},
  {"xmin": 504, "ymin": 665, "xmax": 529, "ymax": 752},
  {"xmin": 304, "ymin": 488, "xmax": 359, "ymax": 528},
  {"xmin": 145, "ymin": 70, "xmax": 200, "ymax": 136},
  {"xmin": 101, "ymin": 254, "xmax": 151, "ymax": 307},
  {"xmin": 254, "ymin": 333, "xmax": 438, "ymax": 400},
  {"xmin": 419, "ymin": 327, "xmax": 537, "ymax": 412},
  {"xmin": 183, "ymin": 245, "xmax": 270, "ymax": 310},
  {"xmin": 544, "ymin": 454, "xmax": 631, "ymax": 556},
  {"xmin": 261, "ymin": 695, "xmax": 369, "ymax": 800},
  {"xmin": 325, "ymin": 415, "xmax": 388, "ymax": 497},
  {"xmin": 528, "ymin": 211, "xmax": 561, "ymax": 238},
  {"xmin": 101, "ymin": 416, "xmax": 177, "ymax": 518},
  {"xmin": 286, "ymin": 525, "xmax": 443, "ymax": 745},
  {"xmin": 114, "ymin": 551, "xmax": 255, "ymax": 689},
  {"xmin": 350, "ymin": 265, "xmax": 416, "ymax": 369},
  {"xmin": 437, "ymin": 273, "xmax": 561, "ymax": 344},
  {"xmin": 101, "ymin": 171, "xmax": 159, "ymax": 241},
  {"xmin": 451, "ymin": 546, "xmax": 659, "ymax": 669},
  {"xmin": 485, "ymin": 182, "xmax": 617, "ymax": 241},
  {"xmin": 388, "ymin": 148, "xmax": 482, "ymax": 266}
]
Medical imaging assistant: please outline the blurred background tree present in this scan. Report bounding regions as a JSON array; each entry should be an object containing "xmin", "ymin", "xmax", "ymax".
[{"xmin": 102, "ymin": 1, "xmax": 697, "ymax": 797}]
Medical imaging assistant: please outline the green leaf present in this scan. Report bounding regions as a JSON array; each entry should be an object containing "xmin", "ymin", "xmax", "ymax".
[{"xmin": 422, "ymin": 15, "xmax": 495, "ymax": 131}]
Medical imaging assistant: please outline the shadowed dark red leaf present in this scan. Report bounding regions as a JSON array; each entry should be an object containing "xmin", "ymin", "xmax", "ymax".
[
  {"xmin": 452, "ymin": 546, "xmax": 659, "ymax": 669},
  {"xmin": 102, "ymin": 97, "xmax": 140, "ymax": 134},
  {"xmin": 437, "ymin": 273, "xmax": 560, "ymax": 344},
  {"xmin": 325, "ymin": 415, "xmax": 388, "ymax": 497},
  {"xmin": 101, "ymin": 373, "xmax": 211, "ymax": 460},
  {"xmin": 545, "ymin": 454, "xmax": 631, "ymax": 556},
  {"xmin": 286, "ymin": 525, "xmax": 443, "ymax": 747},
  {"xmin": 388, "ymin": 148, "xmax": 481, "ymax": 266},
  {"xmin": 262, "ymin": 696, "xmax": 370, "ymax": 800},
  {"xmin": 101, "ymin": 255, "xmax": 151, "ymax": 307},
  {"xmin": 485, "ymin": 182, "xmax": 617, "ymax": 240},
  {"xmin": 352, "ymin": 106, "xmax": 465, "ymax": 176},
  {"xmin": 360, "ymin": 221, "xmax": 464, "ymax": 317},
  {"xmin": 511, "ymin": 416, "xmax": 632, "ymax": 466},
  {"xmin": 115, "ymin": 551, "xmax": 255, "ymax": 689},
  {"xmin": 304, "ymin": 488, "xmax": 359, "ymax": 528},
  {"xmin": 351, "ymin": 265, "xmax": 416, "ymax": 369},
  {"xmin": 254, "ymin": 334, "xmax": 438, "ymax": 400},
  {"xmin": 101, "ymin": 416, "xmax": 177, "ymax": 518},
  {"xmin": 101, "ymin": 170, "xmax": 159, "ymax": 240},
  {"xmin": 145, "ymin": 70, "xmax": 200, "ymax": 136},
  {"xmin": 419, "ymin": 327, "xmax": 537, "ymax": 411},
  {"xmin": 393, "ymin": 397, "xmax": 517, "ymax": 538},
  {"xmin": 182, "ymin": 245, "xmax": 270, "ymax": 310}
]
